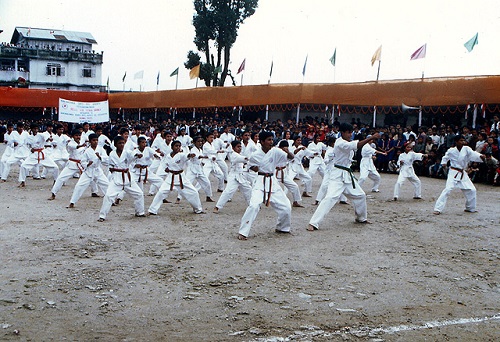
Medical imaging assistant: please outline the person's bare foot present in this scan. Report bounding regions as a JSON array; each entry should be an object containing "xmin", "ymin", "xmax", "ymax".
[
  {"xmin": 135, "ymin": 214, "xmax": 146, "ymax": 217},
  {"xmin": 339, "ymin": 200, "xmax": 348, "ymax": 204},
  {"xmin": 91, "ymin": 193, "xmax": 100, "ymax": 198},
  {"xmin": 313, "ymin": 200, "xmax": 319, "ymax": 205},
  {"xmin": 206, "ymin": 197, "xmax": 214, "ymax": 202},
  {"xmin": 355, "ymin": 219, "xmax": 372, "ymax": 224},
  {"xmin": 67, "ymin": 203, "xmax": 75, "ymax": 208},
  {"xmin": 307, "ymin": 224, "xmax": 318, "ymax": 231},
  {"xmin": 97, "ymin": 218, "xmax": 105, "ymax": 222},
  {"xmin": 213, "ymin": 207, "xmax": 219, "ymax": 214},
  {"xmin": 237, "ymin": 234, "xmax": 247, "ymax": 241},
  {"xmin": 114, "ymin": 198, "xmax": 120, "ymax": 205},
  {"xmin": 162, "ymin": 199, "xmax": 171, "ymax": 203},
  {"xmin": 48, "ymin": 193, "xmax": 56, "ymax": 200},
  {"xmin": 302, "ymin": 192, "xmax": 312, "ymax": 198},
  {"xmin": 433, "ymin": 211, "xmax": 440, "ymax": 215},
  {"xmin": 175, "ymin": 198, "xmax": 181, "ymax": 204},
  {"xmin": 292, "ymin": 201, "xmax": 304, "ymax": 208},
  {"xmin": 1, "ymin": 179, "xmax": 6, "ymax": 183},
  {"xmin": 18, "ymin": 182, "xmax": 25, "ymax": 188},
  {"xmin": 217, "ymin": 189, "xmax": 224, "ymax": 193}
]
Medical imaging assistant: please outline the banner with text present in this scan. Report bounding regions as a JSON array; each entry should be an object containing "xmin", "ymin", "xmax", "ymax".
[{"xmin": 58, "ymin": 98, "xmax": 109, "ymax": 123}]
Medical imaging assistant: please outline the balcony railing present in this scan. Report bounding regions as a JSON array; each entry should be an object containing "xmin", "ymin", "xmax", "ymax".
[{"xmin": 0, "ymin": 45, "xmax": 103, "ymax": 64}]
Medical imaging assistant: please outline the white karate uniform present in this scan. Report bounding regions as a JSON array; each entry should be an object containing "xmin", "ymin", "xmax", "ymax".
[
  {"xmin": 358, "ymin": 143, "xmax": 381, "ymax": 192},
  {"xmin": 19, "ymin": 133, "xmax": 59, "ymax": 182},
  {"xmin": 0, "ymin": 131, "xmax": 14, "ymax": 176},
  {"xmin": 50, "ymin": 133, "xmax": 71, "ymax": 168},
  {"xmin": 239, "ymin": 146, "xmax": 292, "ymax": 238},
  {"xmin": 309, "ymin": 137, "xmax": 367, "ymax": 228},
  {"xmin": 307, "ymin": 141, "xmax": 326, "ymax": 178},
  {"xmin": 177, "ymin": 134, "xmax": 192, "ymax": 149},
  {"xmin": 315, "ymin": 146, "xmax": 347, "ymax": 204},
  {"xmin": 276, "ymin": 155, "xmax": 302, "ymax": 203},
  {"xmin": 203, "ymin": 141, "xmax": 225, "ymax": 191},
  {"xmin": 185, "ymin": 146, "xmax": 213, "ymax": 198},
  {"xmin": 51, "ymin": 140, "xmax": 86, "ymax": 195},
  {"xmin": 130, "ymin": 146, "xmax": 164, "ymax": 192},
  {"xmin": 148, "ymin": 152, "xmax": 203, "ymax": 215},
  {"xmin": 214, "ymin": 137, "xmax": 229, "ymax": 182},
  {"xmin": 434, "ymin": 146, "xmax": 483, "ymax": 213},
  {"xmin": 70, "ymin": 146, "xmax": 109, "ymax": 205},
  {"xmin": 99, "ymin": 149, "xmax": 145, "ymax": 219},
  {"xmin": 1, "ymin": 130, "xmax": 30, "ymax": 180},
  {"xmin": 393, "ymin": 151, "xmax": 424, "ymax": 199},
  {"xmin": 288, "ymin": 145, "xmax": 313, "ymax": 193},
  {"xmin": 215, "ymin": 151, "xmax": 252, "ymax": 209},
  {"xmin": 240, "ymin": 139, "xmax": 258, "ymax": 184}
]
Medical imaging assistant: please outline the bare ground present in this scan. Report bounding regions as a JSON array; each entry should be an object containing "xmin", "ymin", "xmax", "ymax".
[{"xmin": 0, "ymin": 144, "xmax": 499, "ymax": 341}]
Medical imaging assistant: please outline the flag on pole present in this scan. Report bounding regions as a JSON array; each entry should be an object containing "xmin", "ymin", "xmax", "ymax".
[
  {"xmin": 371, "ymin": 45, "xmax": 382, "ymax": 66},
  {"xmin": 329, "ymin": 48, "xmax": 336, "ymax": 67},
  {"xmin": 237, "ymin": 59, "xmax": 246, "ymax": 74},
  {"xmin": 134, "ymin": 70, "xmax": 144, "ymax": 79},
  {"xmin": 214, "ymin": 65, "xmax": 222, "ymax": 74},
  {"xmin": 170, "ymin": 67, "xmax": 179, "ymax": 77},
  {"xmin": 189, "ymin": 64, "xmax": 200, "ymax": 79},
  {"xmin": 464, "ymin": 33, "xmax": 478, "ymax": 52},
  {"xmin": 410, "ymin": 44, "xmax": 427, "ymax": 60},
  {"xmin": 156, "ymin": 71, "xmax": 160, "ymax": 85},
  {"xmin": 269, "ymin": 60, "xmax": 273, "ymax": 77},
  {"xmin": 122, "ymin": 72, "xmax": 127, "ymax": 82},
  {"xmin": 302, "ymin": 55, "xmax": 308, "ymax": 76}
]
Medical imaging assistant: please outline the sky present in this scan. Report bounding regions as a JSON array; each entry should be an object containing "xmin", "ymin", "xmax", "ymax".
[{"xmin": 1, "ymin": 0, "xmax": 500, "ymax": 92}]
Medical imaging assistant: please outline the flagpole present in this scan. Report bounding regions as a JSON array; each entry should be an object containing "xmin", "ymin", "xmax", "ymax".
[
  {"xmin": 175, "ymin": 73, "xmax": 178, "ymax": 90},
  {"xmin": 195, "ymin": 77, "xmax": 198, "ymax": 89},
  {"xmin": 296, "ymin": 104, "xmax": 301, "ymax": 124},
  {"xmin": 376, "ymin": 60, "xmax": 381, "ymax": 81},
  {"xmin": 240, "ymin": 74, "xmax": 243, "ymax": 86}
]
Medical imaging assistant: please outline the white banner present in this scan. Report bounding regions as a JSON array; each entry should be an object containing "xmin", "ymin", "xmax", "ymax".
[{"xmin": 58, "ymin": 98, "xmax": 109, "ymax": 123}]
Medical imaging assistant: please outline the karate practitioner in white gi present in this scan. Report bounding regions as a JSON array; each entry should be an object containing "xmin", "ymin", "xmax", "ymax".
[
  {"xmin": 308, "ymin": 124, "xmax": 380, "ymax": 230},
  {"xmin": 148, "ymin": 140, "xmax": 203, "ymax": 215},
  {"xmin": 202, "ymin": 132, "xmax": 225, "ymax": 192},
  {"xmin": 0, "ymin": 123, "xmax": 14, "ymax": 178},
  {"xmin": 393, "ymin": 143, "xmax": 427, "ymax": 200},
  {"xmin": 289, "ymin": 136, "xmax": 314, "ymax": 198},
  {"xmin": 130, "ymin": 137, "xmax": 164, "ymax": 193},
  {"xmin": 68, "ymin": 134, "xmax": 109, "ymax": 207},
  {"xmin": 213, "ymin": 140, "xmax": 252, "ymax": 213},
  {"xmin": 49, "ymin": 130, "xmax": 87, "ymax": 200},
  {"xmin": 186, "ymin": 136, "xmax": 214, "ymax": 202},
  {"xmin": 50, "ymin": 124, "xmax": 71, "ymax": 170},
  {"xmin": 238, "ymin": 131, "xmax": 293, "ymax": 240},
  {"xmin": 358, "ymin": 142, "xmax": 385, "ymax": 193},
  {"xmin": 1, "ymin": 122, "xmax": 29, "ymax": 181},
  {"xmin": 307, "ymin": 135, "xmax": 327, "ymax": 179},
  {"xmin": 19, "ymin": 123, "xmax": 59, "ymax": 187},
  {"xmin": 276, "ymin": 140, "xmax": 304, "ymax": 208},
  {"xmin": 434, "ymin": 135, "xmax": 485, "ymax": 214},
  {"xmin": 148, "ymin": 131, "xmax": 173, "ymax": 196},
  {"xmin": 98, "ymin": 136, "xmax": 145, "ymax": 221}
]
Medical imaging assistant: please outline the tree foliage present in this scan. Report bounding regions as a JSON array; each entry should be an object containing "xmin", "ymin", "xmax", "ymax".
[{"xmin": 186, "ymin": 0, "xmax": 258, "ymax": 87}]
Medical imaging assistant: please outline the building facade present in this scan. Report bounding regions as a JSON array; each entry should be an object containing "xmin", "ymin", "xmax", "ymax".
[{"xmin": 0, "ymin": 27, "xmax": 103, "ymax": 91}]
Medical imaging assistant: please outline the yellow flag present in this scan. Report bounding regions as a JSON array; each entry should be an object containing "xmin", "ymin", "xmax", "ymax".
[
  {"xmin": 189, "ymin": 64, "xmax": 200, "ymax": 79},
  {"xmin": 371, "ymin": 45, "xmax": 382, "ymax": 66}
]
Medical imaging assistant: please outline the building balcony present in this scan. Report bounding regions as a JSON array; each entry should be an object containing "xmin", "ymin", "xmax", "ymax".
[
  {"xmin": 0, "ymin": 69, "xmax": 30, "ymax": 82},
  {"xmin": 0, "ymin": 45, "xmax": 103, "ymax": 64}
]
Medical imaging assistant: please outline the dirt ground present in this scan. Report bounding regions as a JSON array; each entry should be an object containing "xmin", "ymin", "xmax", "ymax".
[{"xmin": 0, "ymin": 143, "xmax": 499, "ymax": 341}]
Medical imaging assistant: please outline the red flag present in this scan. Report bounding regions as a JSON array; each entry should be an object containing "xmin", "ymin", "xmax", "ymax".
[
  {"xmin": 410, "ymin": 44, "xmax": 427, "ymax": 60},
  {"xmin": 237, "ymin": 59, "xmax": 246, "ymax": 74}
]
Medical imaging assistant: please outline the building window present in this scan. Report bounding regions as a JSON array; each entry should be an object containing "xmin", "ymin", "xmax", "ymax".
[
  {"xmin": 82, "ymin": 66, "xmax": 95, "ymax": 78},
  {"xmin": 46, "ymin": 63, "xmax": 65, "ymax": 76}
]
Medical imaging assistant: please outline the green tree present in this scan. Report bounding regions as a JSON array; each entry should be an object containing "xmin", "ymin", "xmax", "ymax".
[{"xmin": 187, "ymin": 0, "xmax": 258, "ymax": 87}]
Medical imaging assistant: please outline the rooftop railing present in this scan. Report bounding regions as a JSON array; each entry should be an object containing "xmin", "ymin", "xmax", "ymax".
[{"xmin": 0, "ymin": 45, "xmax": 103, "ymax": 64}]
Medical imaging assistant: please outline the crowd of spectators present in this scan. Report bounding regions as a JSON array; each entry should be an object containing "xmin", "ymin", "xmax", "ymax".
[{"xmin": 1, "ymin": 113, "xmax": 499, "ymax": 186}]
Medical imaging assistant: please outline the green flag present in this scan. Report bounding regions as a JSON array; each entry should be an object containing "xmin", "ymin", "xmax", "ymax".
[
  {"xmin": 464, "ymin": 33, "xmax": 478, "ymax": 52},
  {"xmin": 329, "ymin": 48, "xmax": 336, "ymax": 67},
  {"xmin": 214, "ymin": 65, "xmax": 222, "ymax": 74},
  {"xmin": 170, "ymin": 67, "xmax": 179, "ymax": 77}
]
